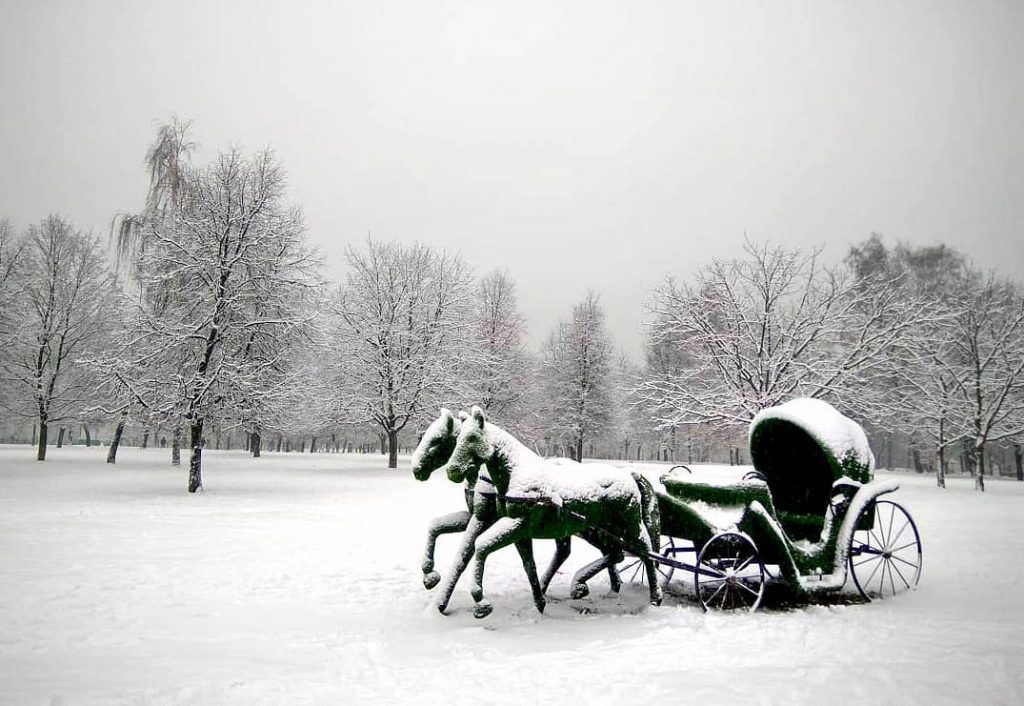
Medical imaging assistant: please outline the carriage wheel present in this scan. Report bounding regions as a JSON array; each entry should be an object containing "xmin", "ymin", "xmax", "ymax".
[
  {"xmin": 695, "ymin": 532, "xmax": 766, "ymax": 612},
  {"xmin": 848, "ymin": 499, "xmax": 922, "ymax": 600},
  {"xmin": 617, "ymin": 538, "xmax": 676, "ymax": 586}
]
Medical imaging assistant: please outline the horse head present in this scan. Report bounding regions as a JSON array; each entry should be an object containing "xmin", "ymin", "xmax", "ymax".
[
  {"xmin": 443, "ymin": 405, "xmax": 494, "ymax": 484},
  {"xmin": 411, "ymin": 408, "xmax": 463, "ymax": 481}
]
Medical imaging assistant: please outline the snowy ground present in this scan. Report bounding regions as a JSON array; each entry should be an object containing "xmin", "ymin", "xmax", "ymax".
[{"xmin": 1, "ymin": 445, "xmax": 1022, "ymax": 705}]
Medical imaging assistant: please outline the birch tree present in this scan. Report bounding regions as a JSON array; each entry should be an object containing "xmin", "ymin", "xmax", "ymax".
[
  {"xmin": 538, "ymin": 292, "xmax": 617, "ymax": 461},
  {"xmin": 0, "ymin": 216, "xmax": 111, "ymax": 460},
  {"xmin": 333, "ymin": 239, "xmax": 473, "ymax": 468}
]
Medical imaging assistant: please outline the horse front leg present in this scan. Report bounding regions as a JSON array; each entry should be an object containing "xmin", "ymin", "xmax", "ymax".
[
  {"xmin": 435, "ymin": 514, "xmax": 485, "ymax": 614},
  {"xmin": 421, "ymin": 510, "xmax": 471, "ymax": 589},
  {"xmin": 513, "ymin": 539, "xmax": 546, "ymax": 615},
  {"xmin": 471, "ymin": 516, "xmax": 527, "ymax": 619}
]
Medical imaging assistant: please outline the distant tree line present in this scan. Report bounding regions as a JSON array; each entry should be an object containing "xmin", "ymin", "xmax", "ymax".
[{"xmin": 2, "ymin": 119, "xmax": 1021, "ymax": 493}]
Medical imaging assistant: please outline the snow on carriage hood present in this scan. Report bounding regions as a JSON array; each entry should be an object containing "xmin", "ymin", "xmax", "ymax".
[{"xmin": 749, "ymin": 398, "xmax": 875, "ymax": 486}]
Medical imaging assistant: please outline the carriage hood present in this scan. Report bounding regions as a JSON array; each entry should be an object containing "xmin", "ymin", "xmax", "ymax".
[{"xmin": 748, "ymin": 398, "xmax": 874, "ymax": 521}]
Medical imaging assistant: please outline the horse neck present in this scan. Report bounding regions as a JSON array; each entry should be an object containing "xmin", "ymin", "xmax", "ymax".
[{"xmin": 483, "ymin": 422, "xmax": 539, "ymax": 491}]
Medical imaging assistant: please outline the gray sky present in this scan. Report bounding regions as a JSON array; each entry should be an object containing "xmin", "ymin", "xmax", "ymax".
[{"xmin": 2, "ymin": 0, "xmax": 1021, "ymax": 357}]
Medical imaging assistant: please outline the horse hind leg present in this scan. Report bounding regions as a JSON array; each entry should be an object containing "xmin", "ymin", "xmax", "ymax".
[
  {"xmin": 635, "ymin": 527, "xmax": 663, "ymax": 606},
  {"xmin": 540, "ymin": 537, "xmax": 572, "ymax": 593},
  {"xmin": 570, "ymin": 551, "xmax": 619, "ymax": 599}
]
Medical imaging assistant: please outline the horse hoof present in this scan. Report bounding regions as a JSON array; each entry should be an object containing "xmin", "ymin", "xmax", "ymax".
[
  {"xmin": 474, "ymin": 602, "xmax": 494, "ymax": 619},
  {"xmin": 571, "ymin": 583, "xmax": 590, "ymax": 600},
  {"xmin": 534, "ymin": 599, "xmax": 546, "ymax": 614},
  {"xmin": 423, "ymin": 571, "xmax": 440, "ymax": 589}
]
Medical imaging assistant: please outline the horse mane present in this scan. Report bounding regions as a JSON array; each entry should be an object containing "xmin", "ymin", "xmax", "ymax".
[{"xmin": 482, "ymin": 421, "xmax": 541, "ymax": 470}]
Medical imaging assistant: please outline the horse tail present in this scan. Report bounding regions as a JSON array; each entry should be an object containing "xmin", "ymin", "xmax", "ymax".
[{"xmin": 631, "ymin": 471, "xmax": 661, "ymax": 550}]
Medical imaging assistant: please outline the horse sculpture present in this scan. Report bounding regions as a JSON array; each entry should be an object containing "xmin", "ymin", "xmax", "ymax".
[
  {"xmin": 438, "ymin": 406, "xmax": 663, "ymax": 618},
  {"xmin": 411, "ymin": 408, "xmax": 626, "ymax": 615}
]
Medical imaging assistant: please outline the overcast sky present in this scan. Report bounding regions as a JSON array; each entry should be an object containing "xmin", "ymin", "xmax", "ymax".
[{"xmin": 1, "ymin": 0, "xmax": 1021, "ymax": 357}]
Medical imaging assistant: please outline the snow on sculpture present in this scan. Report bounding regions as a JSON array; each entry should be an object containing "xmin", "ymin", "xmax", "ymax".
[{"xmin": 438, "ymin": 406, "xmax": 662, "ymax": 618}]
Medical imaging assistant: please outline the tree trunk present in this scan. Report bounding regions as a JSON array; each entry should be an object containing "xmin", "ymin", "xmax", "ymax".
[
  {"xmin": 187, "ymin": 419, "xmax": 204, "ymax": 493},
  {"xmin": 252, "ymin": 431, "xmax": 262, "ymax": 458},
  {"xmin": 975, "ymin": 442, "xmax": 986, "ymax": 492},
  {"xmin": 911, "ymin": 448, "xmax": 923, "ymax": 473},
  {"xmin": 36, "ymin": 417, "xmax": 48, "ymax": 461},
  {"xmin": 575, "ymin": 436, "xmax": 584, "ymax": 462},
  {"xmin": 107, "ymin": 414, "xmax": 127, "ymax": 464},
  {"xmin": 387, "ymin": 429, "xmax": 399, "ymax": 469},
  {"xmin": 1015, "ymin": 444, "xmax": 1023, "ymax": 482},
  {"xmin": 937, "ymin": 444, "xmax": 946, "ymax": 489},
  {"xmin": 83, "ymin": 425, "xmax": 92, "ymax": 447},
  {"xmin": 310, "ymin": 436, "xmax": 317, "ymax": 453},
  {"xmin": 141, "ymin": 430, "xmax": 149, "ymax": 449},
  {"xmin": 172, "ymin": 426, "xmax": 181, "ymax": 466},
  {"xmin": 56, "ymin": 427, "xmax": 65, "ymax": 448},
  {"xmin": 277, "ymin": 435, "xmax": 282, "ymax": 453}
]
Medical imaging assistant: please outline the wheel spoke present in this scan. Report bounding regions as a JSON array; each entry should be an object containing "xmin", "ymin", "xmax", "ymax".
[
  {"xmin": 889, "ymin": 558, "xmax": 912, "ymax": 590},
  {"xmin": 863, "ymin": 552, "xmax": 884, "ymax": 589},
  {"xmin": 869, "ymin": 529, "xmax": 885, "ymax": 549},
  {"xmin": 854, "ymin": 554, "xmax": 883, "ymax": 568},
  {"xmin": 705, "ymin": 581, "xmax": 727, "ymax": 605},
  {"xmin": 887, "ymin": 519, "xmax": 909, "ymax": 549},
  {"xmin": 889, "ymin": 540, "xmax": 920, "ymax": 554},
  {"xmin": 735, "ymin": 553, "xmax": 755, "ymax": 572},
  {"xmin": 883, "ymin": 504, "xmax": 896, "ymax": 547},
  {"xmin": 889, "ymin": 553, "xmax": 920, "ymax": 571},
  {"xmin": 737, "ymin": 580, "xmax": 761, "ymax": 598}
]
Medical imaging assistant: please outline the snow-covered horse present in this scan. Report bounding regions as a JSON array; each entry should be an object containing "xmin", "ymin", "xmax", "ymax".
[
  {"xmin": 411, "ymin": 408, "xmax": 625, "ymax": 615},
  {"xmin": 439, "ymin": 406, "xmax": 663, "ymax": 618}
]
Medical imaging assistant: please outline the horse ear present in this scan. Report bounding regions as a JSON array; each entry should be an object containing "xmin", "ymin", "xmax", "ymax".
[
  {"xmin": 472, "ymin": 405, "xmax": 485, "ymax": 429},
  {"xmin": 440, "ymin": 407, "xmax": 452, "ymax": 419},
  {"xmin": 444, "ymin": 413, "xmax": 454, "ymax": 432},
  {"xmin": 457, "ymin": 410, "xmax": 469, "ymax": 421}
]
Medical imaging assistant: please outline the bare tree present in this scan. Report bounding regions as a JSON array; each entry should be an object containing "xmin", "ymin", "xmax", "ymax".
[
  {"xmin": 333, "ymin": 239, "xmax": 473, "ymax": 468},
  {"xmin": 639, "ymin": 240, "xmax": 923, "ymax": 431},
  {"xmin": 847, "ymin": 235, "xmax": 970, "ymax": 487},
  {"xmin": 0, "ymin": 216, "xmax": 111, "ymax": 460},
  {"xmin": 98, "ymin": 145, "xmax": 316, "ymax": 491},
  {"xmin": 538, "ymin": 292, "xmax": 617, "ymax": 461},
  {"xmin": 466, "ymin": 270, "xmax": 529, "ymax": 422},
  {"xmin": 951, "ymin": 274, "xmax": 1024, "ymax": 491}
]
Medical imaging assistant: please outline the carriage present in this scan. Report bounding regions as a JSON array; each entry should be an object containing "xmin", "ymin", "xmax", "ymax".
[
  {"xmin": 413, "ymin": 398, "xmax": 922, "ymax": 617},
  {"xmin": 614, "ymin": 398, "xmax": 924, "ymax": 611}
]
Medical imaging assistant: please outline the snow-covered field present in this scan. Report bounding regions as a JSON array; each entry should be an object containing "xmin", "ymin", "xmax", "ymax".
[{"xmin": 1, "ymin": 445, "xmax": 1022, "ymax": 706}]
